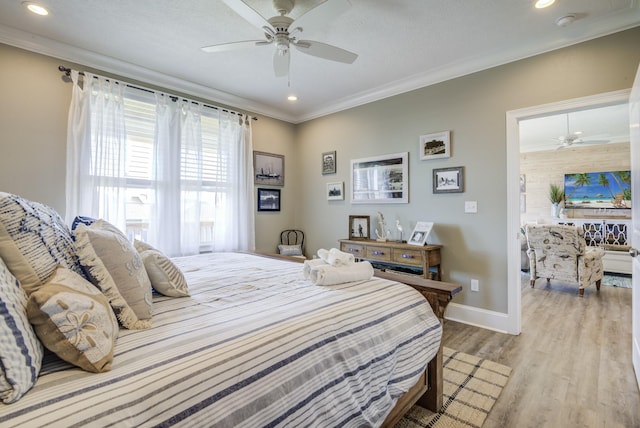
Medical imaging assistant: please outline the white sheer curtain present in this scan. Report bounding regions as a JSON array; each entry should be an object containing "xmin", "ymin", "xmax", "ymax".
[
  {"xmin": 65, "ymin": 71, "xmax": 128, "ymax": 231},
  {"xmin": 66, "ymin": 71, "xmax": 255, "ymax": 256},
  {"xmin": 211, "ymin": 112, "xmax": 255, "ymax": 252}
]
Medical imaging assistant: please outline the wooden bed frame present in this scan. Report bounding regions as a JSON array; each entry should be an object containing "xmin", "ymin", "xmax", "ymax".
[{"xmin": 251, "ymin": 252, "xmax": 462, "ymax": 425}]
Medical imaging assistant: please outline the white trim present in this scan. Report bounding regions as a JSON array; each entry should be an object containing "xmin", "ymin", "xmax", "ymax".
[
  {"xmin": 444, "ymin": 303, "xmax": 510, "ymax": 334},
  {"xmin": 505, "ymin": 89, "xmax": 631, "ymax": 336}
]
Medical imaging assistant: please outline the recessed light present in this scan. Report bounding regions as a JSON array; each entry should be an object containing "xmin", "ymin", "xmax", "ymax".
[
  {"xmin": 23, "ymin": 2, "xmax": 49, "ymax": 16},
  {"xmin": 534, "ymin": 0, "xmax": 555, "ymax": 9},
  {"xmin": 287, "ymin": 95, "xmax": 298, "ymax": 101}
]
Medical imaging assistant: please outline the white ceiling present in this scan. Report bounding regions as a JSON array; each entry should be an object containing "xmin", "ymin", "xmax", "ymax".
[
  {"xmin": 519, "ymin": 103, "xmax": 631, "ymax": 152},
  {"xmin": 0, "ymin": 0, "xmax": 639, "ymax": 124}
]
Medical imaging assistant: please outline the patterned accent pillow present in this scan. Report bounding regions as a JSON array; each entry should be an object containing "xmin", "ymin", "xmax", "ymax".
[
  {"xmin": 133, "ymin": 240, "xmax": 189, "ymax": 297},
  {"xmin": 27, "ymin": 267, "xmax": 118, "ymax": 373},
  {"xmin": 0, "ymin": 257, "xmax": 43, "ymax": 403},
  {"xmin": 73, "ymin": 220, "xmax": 153, "ymax": 329},
  {"xmin": 0, "ymin": 192, "xmax": 83, "ymax": 296},
  {"xmin": 71, "ymin": 215, "xmax": 97, "ymax": 231},
  {"xmin": 278, "ymin": 244, "xmax": 303, "ymax": 257}
]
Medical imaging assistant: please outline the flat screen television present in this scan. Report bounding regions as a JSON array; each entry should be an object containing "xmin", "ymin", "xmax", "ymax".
[{"xmin": 564, "ymin": 170, "xmax": 631, "ymax": 209}]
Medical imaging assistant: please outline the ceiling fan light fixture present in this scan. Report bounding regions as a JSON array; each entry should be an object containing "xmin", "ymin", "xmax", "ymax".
[{"xmin": 534, "ymin": 0, "xmax": 555, "ymax": 9}]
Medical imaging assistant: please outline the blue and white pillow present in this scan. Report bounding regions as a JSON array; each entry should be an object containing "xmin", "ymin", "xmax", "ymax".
[
  {"xmin": 71, "ymin": 215, "xmax": 97, "ymax": 231},
  {"xmin": 0, "ymin": 192, "xmax": 83, "ymax": 296},
  {"xmin": 0, "ymin": 257, "xmax": 44, "ymax": 403}
]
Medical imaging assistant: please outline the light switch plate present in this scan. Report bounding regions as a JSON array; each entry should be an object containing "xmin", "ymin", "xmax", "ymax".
[{"xmin": 465, "ymin": 201, "xmax": 478, "ymax": 213}]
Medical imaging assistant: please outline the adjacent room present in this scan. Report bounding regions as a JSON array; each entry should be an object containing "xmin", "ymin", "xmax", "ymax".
[{"xmin": 1, "ymin": 0, "xmax": 639, "ymax": 427}]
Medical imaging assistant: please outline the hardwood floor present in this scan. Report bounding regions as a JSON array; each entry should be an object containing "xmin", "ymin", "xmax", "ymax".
[{"xmin": 441, "ymin": 273, "xmax": 639, "ymax": 428}]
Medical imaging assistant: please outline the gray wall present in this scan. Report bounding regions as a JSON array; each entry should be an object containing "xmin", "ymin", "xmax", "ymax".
[
  {"xmin": 1, "ymin": 27, "xmax": 639, "ymax": 317},
  {"xmin": 295, "ymin": 27, "xmax": 640, "ymax": 313}
]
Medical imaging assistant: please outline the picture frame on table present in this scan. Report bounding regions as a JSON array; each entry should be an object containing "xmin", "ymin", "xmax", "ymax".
[
  {"xmin": 327, "ymin": 181, "xmax": 344, "ymax": 200},
  {"xmin": 322, "ymin": 151, "xmax": 337, "ymax": 175},
  {"xmin": 433, "ymin": 166, "xmax": 464, "ymax": 194},
  {"xmin": 349, "ymin": 215, "xmax": 370, "ymax": 240},
  {"xmin": 419, "ymin": 131, "xmax": 450, "ymax": 160},
  {"xmin": 254, "ymin": 151, "xmax": 284, "ymax": 186},
  {"xmin": 351, "ymin": 152, "xmax": 409, "ymax": 204},
  {"xmin": 408, "ymin": 221, "xmax": 434, "ymax": 246},
  {"xmin": 257, "ymin": 188, "xmax": 281, "ymax": 212}
]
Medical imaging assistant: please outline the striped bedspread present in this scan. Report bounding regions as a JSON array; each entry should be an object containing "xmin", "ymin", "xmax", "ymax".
[{"xmin": 1, "ymin": 252, "xmax": 442, "ymax": 427}]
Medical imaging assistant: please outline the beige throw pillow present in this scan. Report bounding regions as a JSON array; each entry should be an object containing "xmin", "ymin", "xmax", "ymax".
[
  {"xmin": 133, "ymin": 240, "xmax": 189, "ymax": 297},
  {"xmin": 27, "ymin": 267, "xmax": 119, "ymax": 373},
  {"xmin": 74, "ymin": 220, "xmax": 152, "ymax": 329}
]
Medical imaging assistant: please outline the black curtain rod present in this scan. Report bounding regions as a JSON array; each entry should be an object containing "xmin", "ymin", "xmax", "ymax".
[{"xmin": 58, "ymin": 66, "xmax": 257, "ymax": 121}]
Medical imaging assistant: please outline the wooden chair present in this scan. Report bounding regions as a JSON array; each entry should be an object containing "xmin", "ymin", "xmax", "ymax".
[{"xmin": 525, "ymin": 224, "xmax": 604, "ymax": 296}]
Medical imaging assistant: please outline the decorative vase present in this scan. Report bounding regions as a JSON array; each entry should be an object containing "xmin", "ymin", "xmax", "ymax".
[{"xmin": 551, "ymin": 203, "xmax": 559, "ymax": 218}]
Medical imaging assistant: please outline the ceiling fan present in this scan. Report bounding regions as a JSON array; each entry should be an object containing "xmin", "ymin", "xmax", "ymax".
[
  {"xmin": 553, "ymin": 113, "xmax": 610, "ymax": 149},
  {"xmin": 201, "ymin": 0, "xmax": 358, "ymax": 78}
]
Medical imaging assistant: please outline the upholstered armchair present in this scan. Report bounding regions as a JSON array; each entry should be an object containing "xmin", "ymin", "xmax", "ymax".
[{"xmin": 525, "ymin": 224, "xmax": 604, "ymax": 297}]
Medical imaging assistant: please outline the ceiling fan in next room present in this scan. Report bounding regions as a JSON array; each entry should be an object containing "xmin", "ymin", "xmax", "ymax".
[
  {"xmin": 553, "ymin": 113, "xmax": 610, "ymax": 150},
  {"xmin": 201, "ymin": 0, "xmax": 358, "ymax": 78}
]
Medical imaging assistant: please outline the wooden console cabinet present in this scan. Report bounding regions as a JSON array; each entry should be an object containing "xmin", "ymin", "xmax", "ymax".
[{"xmin": 339, "ymin": 239, "xmax": 442, "ymax": 280}]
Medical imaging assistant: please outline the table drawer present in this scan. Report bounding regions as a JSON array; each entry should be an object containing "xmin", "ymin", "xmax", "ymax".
[
  {"xmin": 340, "ymin": 242, "xmax": 365, "ymax": 257},
  {"xmin": 365, "ymin": 245, "xmax": 392, "ymax": 262},
  {"xmin": 392, "ymin": 248, "xmax": 423, "ymax": 266}
]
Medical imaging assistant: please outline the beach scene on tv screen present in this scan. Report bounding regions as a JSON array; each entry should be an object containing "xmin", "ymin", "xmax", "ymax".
[{"xmin": 564, "ymin": 171, "xmax": 631, "ymax": 209}]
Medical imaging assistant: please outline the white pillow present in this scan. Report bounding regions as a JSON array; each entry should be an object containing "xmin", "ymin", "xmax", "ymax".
[{"xmin": 0, "ymin": 257, "xmax": 43, "ymax": 403}]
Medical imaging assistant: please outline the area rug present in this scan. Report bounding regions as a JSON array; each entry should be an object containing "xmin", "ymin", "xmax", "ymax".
[
  {"xmin": 396, "ymin": 347, "xmax": 511, "ymax": 428},
  {"xmin": 602, "ymin": 274, "xmax": 632, "ymax": 288}
]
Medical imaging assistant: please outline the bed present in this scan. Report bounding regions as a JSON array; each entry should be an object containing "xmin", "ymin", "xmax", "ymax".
[{"xmin": 0, "ymin": 192, "xmax": 459, "ymax": 427}]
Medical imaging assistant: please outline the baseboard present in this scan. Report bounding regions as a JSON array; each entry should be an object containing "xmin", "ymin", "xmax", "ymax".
[{"xmin": 444, "ymin": 302, "xmax": 511, "ymax": 334}]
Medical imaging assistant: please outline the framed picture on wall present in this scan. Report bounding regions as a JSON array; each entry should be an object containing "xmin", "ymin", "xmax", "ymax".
[
  {"xmin": 420, "ymin": 131, "xmax": 450, "ymax": 160},
  {"xmin": 351, "ymin": 152, "xmax": 409, "ymax": 204},
  {"xmin": 257, "ymin": 188, "xmax": 281, "ymax": 212},
  {"xmin": 433, "ymin": 166, "xmax": 464, "ymax": 194},
  {"xmin": 254, "ymin": 151, "xmax": 284, "ymax": 186},
  {"xmin": 327, "ymin": 181, "xmax": 344, "ymax": 200},
  {"xmin": 322, "ymin": 151, "xmax": 337, "ymax": 175}
]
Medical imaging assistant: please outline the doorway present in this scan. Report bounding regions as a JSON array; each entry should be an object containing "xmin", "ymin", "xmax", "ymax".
[{"xmin": 505, "ymin": 89, "xmax": 631, "ymax": 335}]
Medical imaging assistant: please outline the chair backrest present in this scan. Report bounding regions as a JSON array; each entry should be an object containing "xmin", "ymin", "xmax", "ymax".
[
  {"xmin": 525, "ymin": 224, "xmax": 586, "ymax": 257},
  {"xmin": 280, "ymin": 229, "xmax": 304, "ymax": 247}
]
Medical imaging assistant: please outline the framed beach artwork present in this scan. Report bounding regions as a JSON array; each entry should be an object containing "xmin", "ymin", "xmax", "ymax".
[
  {"xmin": 563, "ymin": 170, "xmax": 631, "ymax": 209},
  {"xmin": 254, "ymin": 151, "xmax": 284, "ymax": 186},
  {"xmin": 420, "ymin": 131, "xmax": 450, "ymax": 160},
  {"xmin": 351, "ymin": 152, "xmax": 409, "ymax": 204}
]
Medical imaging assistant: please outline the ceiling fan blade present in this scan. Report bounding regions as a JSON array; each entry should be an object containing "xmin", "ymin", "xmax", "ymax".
[
  {"xmin": 222, "ymin": 0, "xmax": 273, "ymax": 31},
  {"xmin": 201, "ymin": 40, "xmax": 269, "ymax": 53},
  {"xmin": 291, "ymin": 0, "xmax": 351, "ymax": 29},
  {"xmin": 273, "ymin": 50, "xmax": 290, "ymax": 77},
  {"xmin": 294, "ymin": 40, "xmax": 357, "ymax": 64}
]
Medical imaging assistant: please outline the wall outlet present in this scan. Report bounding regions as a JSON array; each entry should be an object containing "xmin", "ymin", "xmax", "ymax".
[{"xmin": 471, "ymin": 279, "xmax": 479, "ymax": 292}]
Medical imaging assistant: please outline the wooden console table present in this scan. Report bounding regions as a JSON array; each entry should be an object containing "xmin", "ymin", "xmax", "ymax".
[{"xmin": 339, "ymin": 239, "xmax": 442, "ymax": 280}]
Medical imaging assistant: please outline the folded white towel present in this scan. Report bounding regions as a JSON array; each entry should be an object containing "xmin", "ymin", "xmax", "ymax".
[
  {"xmin": 327, "ymin": 248, "xmax": 355, "ymax": 267},
  {"xmin": 309, "ymin": 261, "xmax": 374, "ymax": 286},
  {"xmin": 303, "ymin": 258, "xmax": 329, "ymax": 279},
  {"xmin": 317, "ymin": 248, "xmax": 330, "ymax": 263}
]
